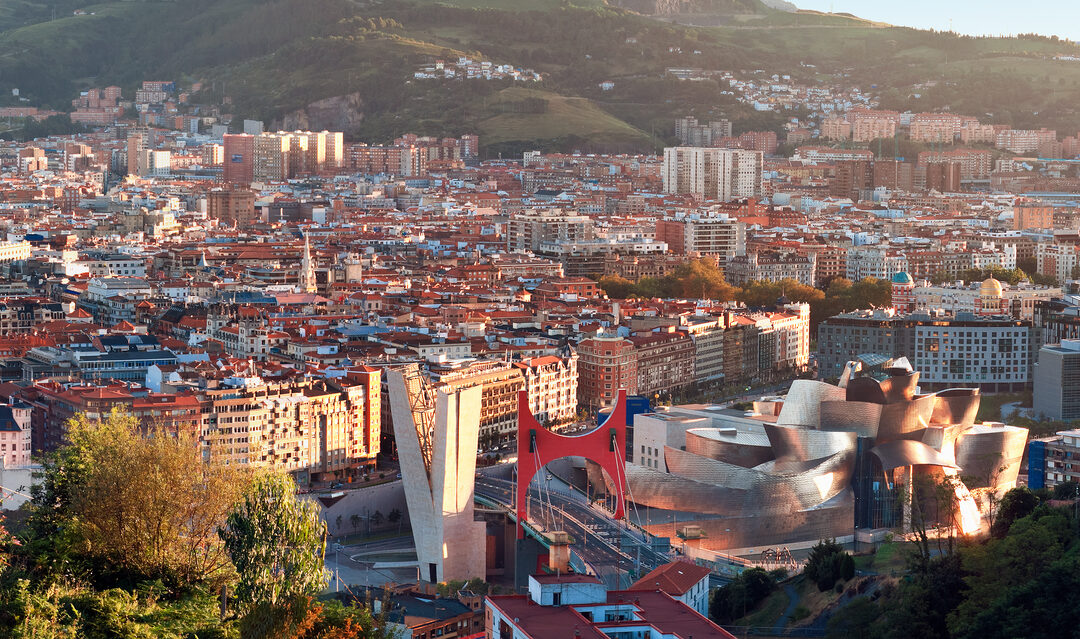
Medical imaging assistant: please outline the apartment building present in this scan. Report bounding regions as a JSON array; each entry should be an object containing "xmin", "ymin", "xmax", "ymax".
[
  {"xmin": 222, "ymin": 133, "xmax": 255, "ymax": 183},
  {"xmin": 661, "ymin": 147, "xmax": 763, "ymax": 201},
  {"xmin": 818, "ymin": 309, "xmax": 1032, "ymax": 391},
  {"xmin": 0, "ymin": 241, "xmax": 31, "ymax": 263},
  {"xmin": 628, "ymin": 329, "xmax": 695, "ymax": 398},
  {"xmin": 518, "ymin": 352, "xmax": 579, "ymax": 425},
  {"xmin": 726, "ymin": 251, "xmax": 816, "ymax": 287},
  {"xmin": 845, "ymin": 246, "xmax": 908, "ymax": 281},
  {"xmin": 506, "ymin": 209, "xmax": 595, "ymax": 253},
  {"xmin": 653, "ymin": 214, "xmax": 745, "ymax": 265},
  {"xmin": 431, "ymin": 361, "xmax": 525, "ymax": 444},
  {"xmin": 207, "ymin": 188, "xmax": 257, "ymax": 228},
  {"xmin": 201, "ymin": 376, "xmax": 379, "ymax": 483},
  {"xmin": 577, "ymin": 336, "xmax": 638, "ymax": 411}
]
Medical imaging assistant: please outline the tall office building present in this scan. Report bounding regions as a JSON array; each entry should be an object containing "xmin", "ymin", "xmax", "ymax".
[
  {"xmin": 1034, "ymin": 340, "xmax": 1080, "ymax": 421},
  {"xmin": 661, "ymin": 147, "xmax": 763, "ymax": 201},
  {"xmin": 222, "ymin": 134, "xmax": 255, "ymax": 184}
]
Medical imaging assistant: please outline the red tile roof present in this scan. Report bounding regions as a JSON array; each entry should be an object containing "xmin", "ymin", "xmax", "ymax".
[{"xmin": 628, "ymin": 560, "xmax": 712, "ymax": 596}]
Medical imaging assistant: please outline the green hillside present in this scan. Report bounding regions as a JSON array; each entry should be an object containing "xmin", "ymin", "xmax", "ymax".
[
  {"xmin": 1, "ymin": 0, "xmax": 1079, "ymax": 154},
  {"xmin": 478, "ymin": 87, "xmax": 657, "ymax": 153}
]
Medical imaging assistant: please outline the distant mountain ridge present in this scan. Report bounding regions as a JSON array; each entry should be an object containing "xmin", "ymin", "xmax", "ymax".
[
  {"xmin": 759, "ymin": 0, "xmax": 797, "ymax": 10},
  {"xmin": 2, "ymin": 0, "xmax": 1079, "ymax": 156},
  {"xmin": 608, "ymin": 0, "xmax": 770, "ymax": 16}
]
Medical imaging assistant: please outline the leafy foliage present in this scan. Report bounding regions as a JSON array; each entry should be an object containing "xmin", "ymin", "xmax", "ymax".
[
  {"xmin": 709, "ymin": 567, "xmax": 777, "ymax": 624},
  {"xmin": 239, "ymin": 595, "xmax": 395, "ymax": 639},
  {"xmin": 599, "ymin": 258, "xmax": 737, "ymax": 301},
  {"xmin": 736, "ymin": 278, "xmax": 824, "ymax": 307},
  {"xmin": 435, "ymin": 577, "xmax": 489, "ymax": 597},
  {"xmin": 929, "ymin": 266, "xmax": 1058, "ymax": 288},
  {"xmin": 220, "ymin": 472, "xmax": 328, "ymax": 610},
  {"xmin": 826, "ymin": 496, "xmax": 1080, "ymax": 639},
  {"xmin": 990, "ymin": 486, "xmax": 1040, "ymax": 538},
  {"xmin": 0, "ymin": 408, "xmax": 388, "ymax": 638},
  {"xmin": 803, "ymin": 539, "xmax": 854, "ymax": 592}
]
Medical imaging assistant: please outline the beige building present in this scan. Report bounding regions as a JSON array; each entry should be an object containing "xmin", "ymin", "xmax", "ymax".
[
  {"xmin": 253, "ymin": 133, "xmax": 290, "ymax": 181},
  {"xmin": 518, "ymin": 352, "xmax": 579, "ymax": 426},
  {"xmin": 820, "ymin": 117, "xmax": 852, "ymax": 141},
  {"xmin": 200, "ymin": 375, "xmax": 380, "ymax": 484},
  {"xmin": 0, "ymin": 241, "xmax": 32, "ymax": 262},
  {"xmin": 912, "ymin": 280, "xmax": 1060, "ymax": 320}
]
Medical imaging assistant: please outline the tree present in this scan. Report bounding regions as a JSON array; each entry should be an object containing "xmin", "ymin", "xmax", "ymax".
[
  {"xmin": 240, "ymin": 595, "xmax": 395, "ymax": 639},
  {"xmin": 598, "ymin": 274, "xmax": 635, "ymax": 299},
  {"xmin": 0, "ymin": 524, "xmax": 10, "ymax": 575},
  {"xmin": 27, "ymin": 408, "xmax": 246, "ymax": 589},
  {"xmin": 371, "ymin": 510, "xmax": 384, "ymax": 530},
  {"xmin": 1052, "ymin": 480, "xmax": 1080, "ymax": 500},
  {"xmin": 949, "ymin": 506, "xmax": 1069, "ymax": 635},
  {"xmin": 804, "ymin": 539, "xmax": 854, "ymax": 592},
  {"xmin": 810, "ymin": 277, "xmax": 891, "ymax": 328},
  {"xmin": 825, "ymin": 596, "xmax": 880, "ymax": 638},
  {"xmin": 388, "ymin": 509, "xmax": 402, "ymax": 533},
  {"xmin": 710, "ymin": 567, "xmax": 777, "ymax": 624},
  {"xmin": 336, "ymin": 514, "xmax": 343, "ymax": 535},
  {"xmin": 991, "ymin": 486, "xmax": 1040, "ymax": 538},
  {"xmin": 736, "ymin": 278, "xmax": 824, "ymax": 308},
  {"xmin": 351, "ymin": 514, "xmax": 361, "ymax": 535},
  {"xmin": 663, "ymin": 258, "xmax": 737, "ymax": 301},
  {"xmin": 220, "ymin": 472, "xmax": 328, "ymax": 610}
]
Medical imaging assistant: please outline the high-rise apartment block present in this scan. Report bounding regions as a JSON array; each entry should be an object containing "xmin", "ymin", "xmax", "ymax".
[
  {"xmin": 253, "ymin": 132, "xmax": 290, "ymax": 181},
  {"xmin": 675, "ymin": 116, "xmax": 732, "ymax": 146},
  {"xmin": 223, "ymin": 131, "xmax": 344, "ymax": 183},
  {"xmin": 654, "ymin": 214, "xmax": 745, "ymax": 264},
  {"xmin": 662, "ymin": 147, "xmax": 763, "ymax": 201}
]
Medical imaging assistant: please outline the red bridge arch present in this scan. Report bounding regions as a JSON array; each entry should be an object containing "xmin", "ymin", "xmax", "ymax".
[{"xmin": 515, "ymin": 389, "xmax": 629, "ymax": 539}]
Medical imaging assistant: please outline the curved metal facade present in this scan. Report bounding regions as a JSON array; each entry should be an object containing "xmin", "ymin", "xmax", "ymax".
[
  {"xmin": 775, "ymin": 380, "xmax": 847, "ymax": 428},
  {"xmin": 954, "ymin": 425, "xmax": 1028, "ymax": 488},
  {"xmin": 685, "ymin": 428, "xmax": 774, "ymax": 468},
  {"xmin": 628, "ymin": 362, "xmax": 1030, "ymax": 551}
]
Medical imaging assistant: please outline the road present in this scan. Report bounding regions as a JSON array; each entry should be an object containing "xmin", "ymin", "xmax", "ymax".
[
  {"xmin": 475, "ymin": 475, "xmax": 672, "ymax": 589},
  {"xmin": 324, "ymin": 535, "xmax": 419, "ymax": 591}
]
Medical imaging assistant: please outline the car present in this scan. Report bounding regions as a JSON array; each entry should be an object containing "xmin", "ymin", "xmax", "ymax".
[{"xmin": 396, "ymin": 473, "xmax": 402, "ymax": 479}]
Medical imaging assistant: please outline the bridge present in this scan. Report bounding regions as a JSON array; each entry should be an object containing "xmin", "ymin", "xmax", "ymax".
[{"xmin": 475, "ymin": 474, "xmax": 674, "ymax": 589}]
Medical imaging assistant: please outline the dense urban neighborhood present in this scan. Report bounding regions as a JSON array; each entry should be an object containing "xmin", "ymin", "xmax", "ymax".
[{"xmin": 2, "ymin": 1, "xmax": 1080, "ymax": 638}]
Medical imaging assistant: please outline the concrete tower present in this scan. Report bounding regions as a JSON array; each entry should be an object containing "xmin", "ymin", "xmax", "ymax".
[{"xmin": 388, "ymin": 366, "xmax": 486, "ymax": 584}]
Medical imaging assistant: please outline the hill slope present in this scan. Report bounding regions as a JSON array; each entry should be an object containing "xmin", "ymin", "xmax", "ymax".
[{"xmin": 1, "ymin": 0, "xmax": 1079, "ymax": 154}]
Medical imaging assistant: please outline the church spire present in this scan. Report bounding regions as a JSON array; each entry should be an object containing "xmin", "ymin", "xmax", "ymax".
[{"xmin": 300, "ymin": 233, "xmax": 316, "ymax": 294}]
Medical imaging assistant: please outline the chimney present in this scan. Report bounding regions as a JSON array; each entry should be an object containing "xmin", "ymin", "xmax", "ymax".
[{"xmin": 547, "ymin": 530, "xmax": 571, "ymax": 574}]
